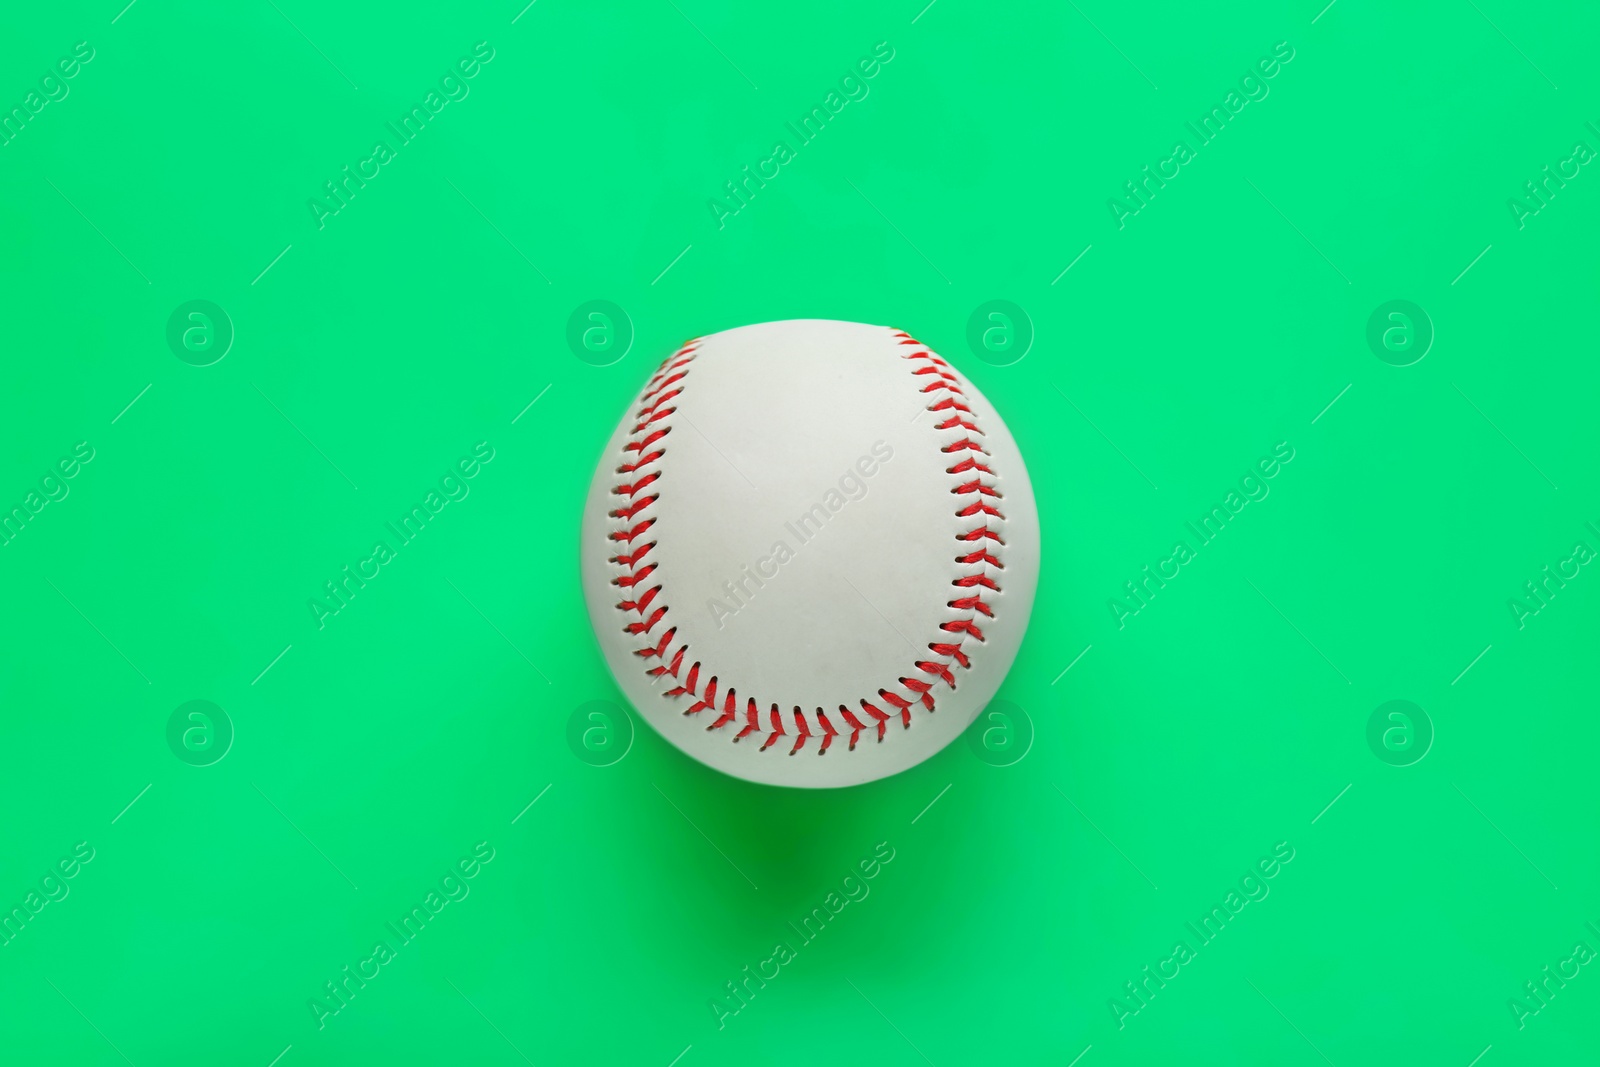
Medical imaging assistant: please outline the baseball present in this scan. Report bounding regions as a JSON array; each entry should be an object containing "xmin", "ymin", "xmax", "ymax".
[{"xmin": 581, "ymin": 319, "xmax": 1039, "ymax": 788}]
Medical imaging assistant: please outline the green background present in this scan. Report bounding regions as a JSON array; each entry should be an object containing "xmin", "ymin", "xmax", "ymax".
[{"xmin": 2, "ymin": 0, "xmax": 1596, "ymax": 1063}]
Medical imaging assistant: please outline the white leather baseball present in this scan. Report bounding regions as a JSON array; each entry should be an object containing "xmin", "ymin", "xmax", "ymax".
[{"xmin": 580, "ymin": 319, "xmax": 1039, "ymax": 788}]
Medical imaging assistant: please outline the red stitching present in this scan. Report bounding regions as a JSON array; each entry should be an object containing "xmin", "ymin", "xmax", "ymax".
[
  {"xmin": 709, "ymin": 688, "xmax": 739, "ymax": 731},
  {"xmin": 859, "ymin": 699, "xmax": 890, "ymax": 742},
  {"xmin": 734, "ymin": 701, "xmax": 762, "ymax": 741},
  {"xmin": 839, "ymin": 706, "xmax": 866, "ymax": 750},
  {"xmin": 604, "ymin": 330, "xmax": 1005, "ymax": 755},
  {"xmin": 817, "ymin": 711, "xmax": 838, "ymax": 755},
  {"xmin": 760, "ymin": 707, "xmax": 786, "ymax": 751},
  {"xmin": 789, "ymin": 710, "xmax": 813, "ymax": 756},
  {"xmin": 879, "ymin": 689, "xmax": 914, "ymax": 727}
]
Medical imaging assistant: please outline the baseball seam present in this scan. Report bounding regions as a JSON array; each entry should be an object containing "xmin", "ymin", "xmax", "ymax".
[{"xmin": 606, "ymin": 328, "xmax": 1004, "ymax": 756}]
